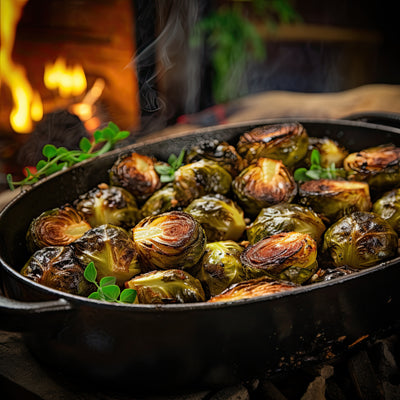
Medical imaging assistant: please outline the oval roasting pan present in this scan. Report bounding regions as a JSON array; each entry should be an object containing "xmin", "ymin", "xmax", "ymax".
[{"xmin": 1, "ymin": 117, "xmax": 400, "ymax": 393}]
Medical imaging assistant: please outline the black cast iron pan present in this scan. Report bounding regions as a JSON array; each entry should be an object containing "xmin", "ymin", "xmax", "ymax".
[{"xmin": 1, "ymin": 117, "xmax": 400, "ymax": 394}]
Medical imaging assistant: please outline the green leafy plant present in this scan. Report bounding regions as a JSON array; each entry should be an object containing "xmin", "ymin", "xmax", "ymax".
[
  {"xmin": 294, "ymin": 149, "xmax": 346, "ymax": 182},
  {"xmin": 83, "ymin": 262, "xmax": 137, "ymax": 304},
  {"xmin": 190, "ymin": 0, "xmax": 300, "ymax": 103},
  {"xmin": 154, "ymin": 149, "xmax": 185, "ymax": 183},
  {"xmin": 7, "ymin": 122, "xmax": 130, "ymax": 190}
]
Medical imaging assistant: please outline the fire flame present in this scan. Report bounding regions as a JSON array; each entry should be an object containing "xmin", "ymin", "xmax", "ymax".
[
  {"xmin": 44, "ymin": 57, "xmax": 87, "ymax": 98},
  {"xmin": 0, "ymin": 0, "xmax": 43, "ymax": 133}
]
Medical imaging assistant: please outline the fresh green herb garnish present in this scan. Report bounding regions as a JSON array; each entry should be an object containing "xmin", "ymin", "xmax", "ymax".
[
  {"xmin": 83, "ymin": 262, "xmax": 137, "ymax": 304},
  {"xmin": 7, "ymin": 122, "xmax": 130, "ymax": 190},
  {"xmin": 154, "ymin": 149, "xmax": 185, "ymax": 183},
  {"xmin": 294, "ymin": 149, "xmax": 346, "ymax": 182}
]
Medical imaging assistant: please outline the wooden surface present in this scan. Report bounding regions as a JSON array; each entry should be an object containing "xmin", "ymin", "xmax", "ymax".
[{"xmin": 144, "ymin": 84, "xmax": 400, "ymax": 140}]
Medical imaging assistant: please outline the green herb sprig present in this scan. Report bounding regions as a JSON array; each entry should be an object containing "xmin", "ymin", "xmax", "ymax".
[
  {"xmin": 294, "ymin": 149, "xmax": 346, "ymax": 182},
  {"xmin": 7, "ymin": 122, "xmax": 130, "ymax": 190},
  {"xmin": 83, "ymin": 262, "xmax": 137, "ymax": 304},
  {"xmin": 154, "ymin": 149, "xmax": 185, "ymax": 183}
]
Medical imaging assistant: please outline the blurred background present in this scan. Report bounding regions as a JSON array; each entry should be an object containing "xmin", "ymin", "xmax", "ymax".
[{"xmin": 1, "ymin": 0, "xmax": 400, "ymax": 193}]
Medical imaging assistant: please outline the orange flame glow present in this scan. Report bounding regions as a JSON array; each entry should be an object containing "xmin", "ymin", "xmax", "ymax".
[
  {"xmin": 44, "ymin": 57, "xmax": 87, "ymax": 98},
  {"xmin": 0, "ymin": 0, "xmax": 43, "ymax": 133}
]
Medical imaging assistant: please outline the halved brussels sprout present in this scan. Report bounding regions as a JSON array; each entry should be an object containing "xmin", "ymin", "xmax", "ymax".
[
  {"xmin": 322, "ymin": 211, "xmax": 398, "ymax": 269},
  {"xmin": 208, "ymin": 276, "xmax": 297, "ymax": 303},
  {"xmin": 109, "ymin": 152, "xmax": 161, "ymax": 202},
  {"xmin": 125, "ymin": 269, "xmax": 205, "ymax": 304},
  {"xmin": 344, "ymin": 144, "xmax": 400, "ymax": 193},
  {"xmin": 74, "ymin": 183, "xmax": 139, "ymax": 230},
  {"xmin": 185, "ymin": 139, "xmax": 247, "ymax": 177},
  {"xmin": 236, "ymin": 122, "xmax": 309, "ymax": 167},
  {"xmin": 173, "ymin": 159, "xmax": 232, "ymax": 205},
  {"xmin": 21, "ymin": 246, "xmax": 94, "ymax": 296},
  {"xmin": 232, "ymin": 157, "xmax": 297, "ymax": 217},
  {"xmin": 246, "ymin": 203, "xmax": 326, "ymax": 245},
  {"xmin": 241, "ymin": 232, "xmax": 318, "ymax": 284},
  {"xmin": 194, "ymin": 241, "xmax": 246, "ymax": 297},
  {"xmin": 373, "ymin": 188, "xmax": 400, "ymax": 233},
  {"xmin": 26, "ymin": 205, "xmax": 91, "ymax": 253},
  {"xmin": 184, "ymin": 194, "xmax": 246, "ymax": 242},
  {"xmin": 306, "ymin": 137, "xmax": 348, "ymax": 168},
  {"xmin": 140, "ymin": 183, "xmax": 180, "ymax": 218},
  {"xmin": 298, "ymin": 179, "xmax": 372, "ymax": 223},
  {"xmin": 132, "ymin": 211, "xmax": 207, "ymax": 271},
  {"xmin": 71, "ymin": 224, "xmax": 141, "ymax": 286}
]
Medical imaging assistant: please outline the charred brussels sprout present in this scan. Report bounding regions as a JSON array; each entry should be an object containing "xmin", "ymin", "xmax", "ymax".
[
  {"xmin": 236, "ymin": 122, "xmax": 308, "ymax": 167},
  {"xmin": 132, "ymin": 211, "xmax": 207, "ymax": 271},
  {"xmin": 373, "ymin": 188, "xmax": 400, "ymax": 233},
  {"xmin": 140, "ymin": 183, "xmax": 180, "ymax": 218},
  {"xmin": 344, "ymin": 144, "xmax": 400, "ymax": 193},
  {"xmin": 232, "ymin": 157, "xmax": 297, "ymax": 217},
  {"xmin": 298, "ymin": 179, "xmax": 372, "ymax": 223},
  {"xmin": 71, "ymin": 224, "xmax": 141, "ymax": 285},
  {"xmin": 21, "ymin": 246, "xmax": 94, "ymax": 295},
  {"xmin": 306, "ymin": 137, "xmax": 348, "ymax": 168},
  {"xmin": 322, "ymin": 211, "xmax": 398, "ymax": 269},
  {"xmin": 109, "ymin": 152, "xmax": 161, "ymax": 202},
  {"xmin": 26, "ymin": 205, "xmax": 91, "ymax": 253},
  {"xmin": 173, "ymin": 159, "xmax": 232, "ymax": 205},
  {"xmin": 74, "ymin": 183, "xmax": 139, "ymax": 229},
  {"xmin": 125, "ymin": 269, "xmax": 205, "ymax": 304},
  {"xmin": 208, "ymin": 276, "xmax": 297, "ymax": 303},
  {"xmin": 241, "ymin": 232, "xmax": 318, "ymax": 284},
  {"xmin": 194, "ymin": 241, "xmax": 246, "ymax": 297},
  {"xmin": 184, "ymin": 194, "xmax": 246, "ymax": 242},
  {"xmin": 185, "ymin": 139, "xmax": 247, "ymax": 177},
  {"xmin": 247, "ymin": 203, "xmax": 326, "ymax": 245}
]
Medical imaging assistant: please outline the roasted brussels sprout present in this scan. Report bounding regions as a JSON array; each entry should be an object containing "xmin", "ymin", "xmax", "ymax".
[
  {"xmin": 21, "ymin": 246, "xmax": 94, "ymax": 295},
  {"xmin": 173, "ymin": 159, "xmax": 232, "ymax": 205},
  {"xmin": 236, "ymin": 122, "xmax": 308, "ymax": 167},
  {"xmin": 306, "ymin": 137, "xmax": 348, "ymax": 168},
  {"xmin": 184, "ymin": 194, "xmax": 246, "ymax": 242},
  {"xmin": 74, "ymin": 183, "xmax": 139, "ymax": 230},
  {"xmin": 26, "ymin": 205, "xmax": 91, "ymax": 253},
  {"xmin": 208, "ymin": 276, "xmax": 297, "ymax": 303},
  {"xmin": 344, "ymin": 144, "xmax": 400, "ymax": 193},
  {"xmin": 125, "ymin": 269, "xmax": 205, "ymax": 304},
  {"xmin": 246, "ymin": 203, "xmax": 326, "ymax": 245},
  {"xmin": 109, "ymin": 152, "xmax": 161, "ymax": 202},
  {"xmin": 241, "ymin": 232, "xmax": 318, "ymax": 284},
  {"xmin": 185, "ymin": 139, "xmax": 247, "ymax": 177},
  {"xmin": 298, "ymin": 179, "xmax": 372, "ymax": 223},
  {"xmin": 322, "ymin": 211, "xmax": 398, "ymax": 269},
  {"xmin": 232, "ymin": 157, "xmax": 297, "ymax": 217},
  {"xmin": 140, "ymin": 183, "xmax": 180, "ymax": 218},
  {"xmin": 373, "ymin": 188, "xmax": 400, "ymax": 233},
  {"xmin": 132, "ymin": 211, "xmax": 207, "ymax": 271},
  {"xmin": 194, "ymin": 241, "xmax": 246, "ymax": 297},
  {"xmin": 71, "ymin": 224, "xmax": 141, "ymax": 285}
]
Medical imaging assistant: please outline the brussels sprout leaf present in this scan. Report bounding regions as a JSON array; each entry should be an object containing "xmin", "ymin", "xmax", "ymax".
[
  {"xmin": 7, "ymin": 122, "xmax": 130, "ymax": 190},
  {"xmin": 294, "ymin": 149, "xmax": 346, "ymax": 182},
  {"xmin": 155, "ymin": 149, "xmax": 185, "ymax": 182},
  {"xmin": 83, "ymin": 263, "xmax": 136, "ymax": 304}
]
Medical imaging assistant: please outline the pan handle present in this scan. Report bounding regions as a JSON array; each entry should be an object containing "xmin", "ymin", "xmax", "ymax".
[
  {"xmin": 342, "ymin": 111, "xmax": 400, "ymax": 129},
  {"xmin": 0, "ymin": 292, "xmax": 73, "ymax": 332}
]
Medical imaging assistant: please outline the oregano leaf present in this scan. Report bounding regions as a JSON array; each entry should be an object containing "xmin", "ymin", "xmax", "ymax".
[
  {"xmin": 84, "ymin": 262, "xmax": 97, "ymax": 283},
  {"xmin": 100, "ymin": 276, "xmax": 117, "ymax": 287},
  {"xmin": 102, "ymin": 285, "xmax": 121, "ymax": 301},
  {"xmin": 120, "ymin": 288, "xmax": 137, "ymax": 304}
]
